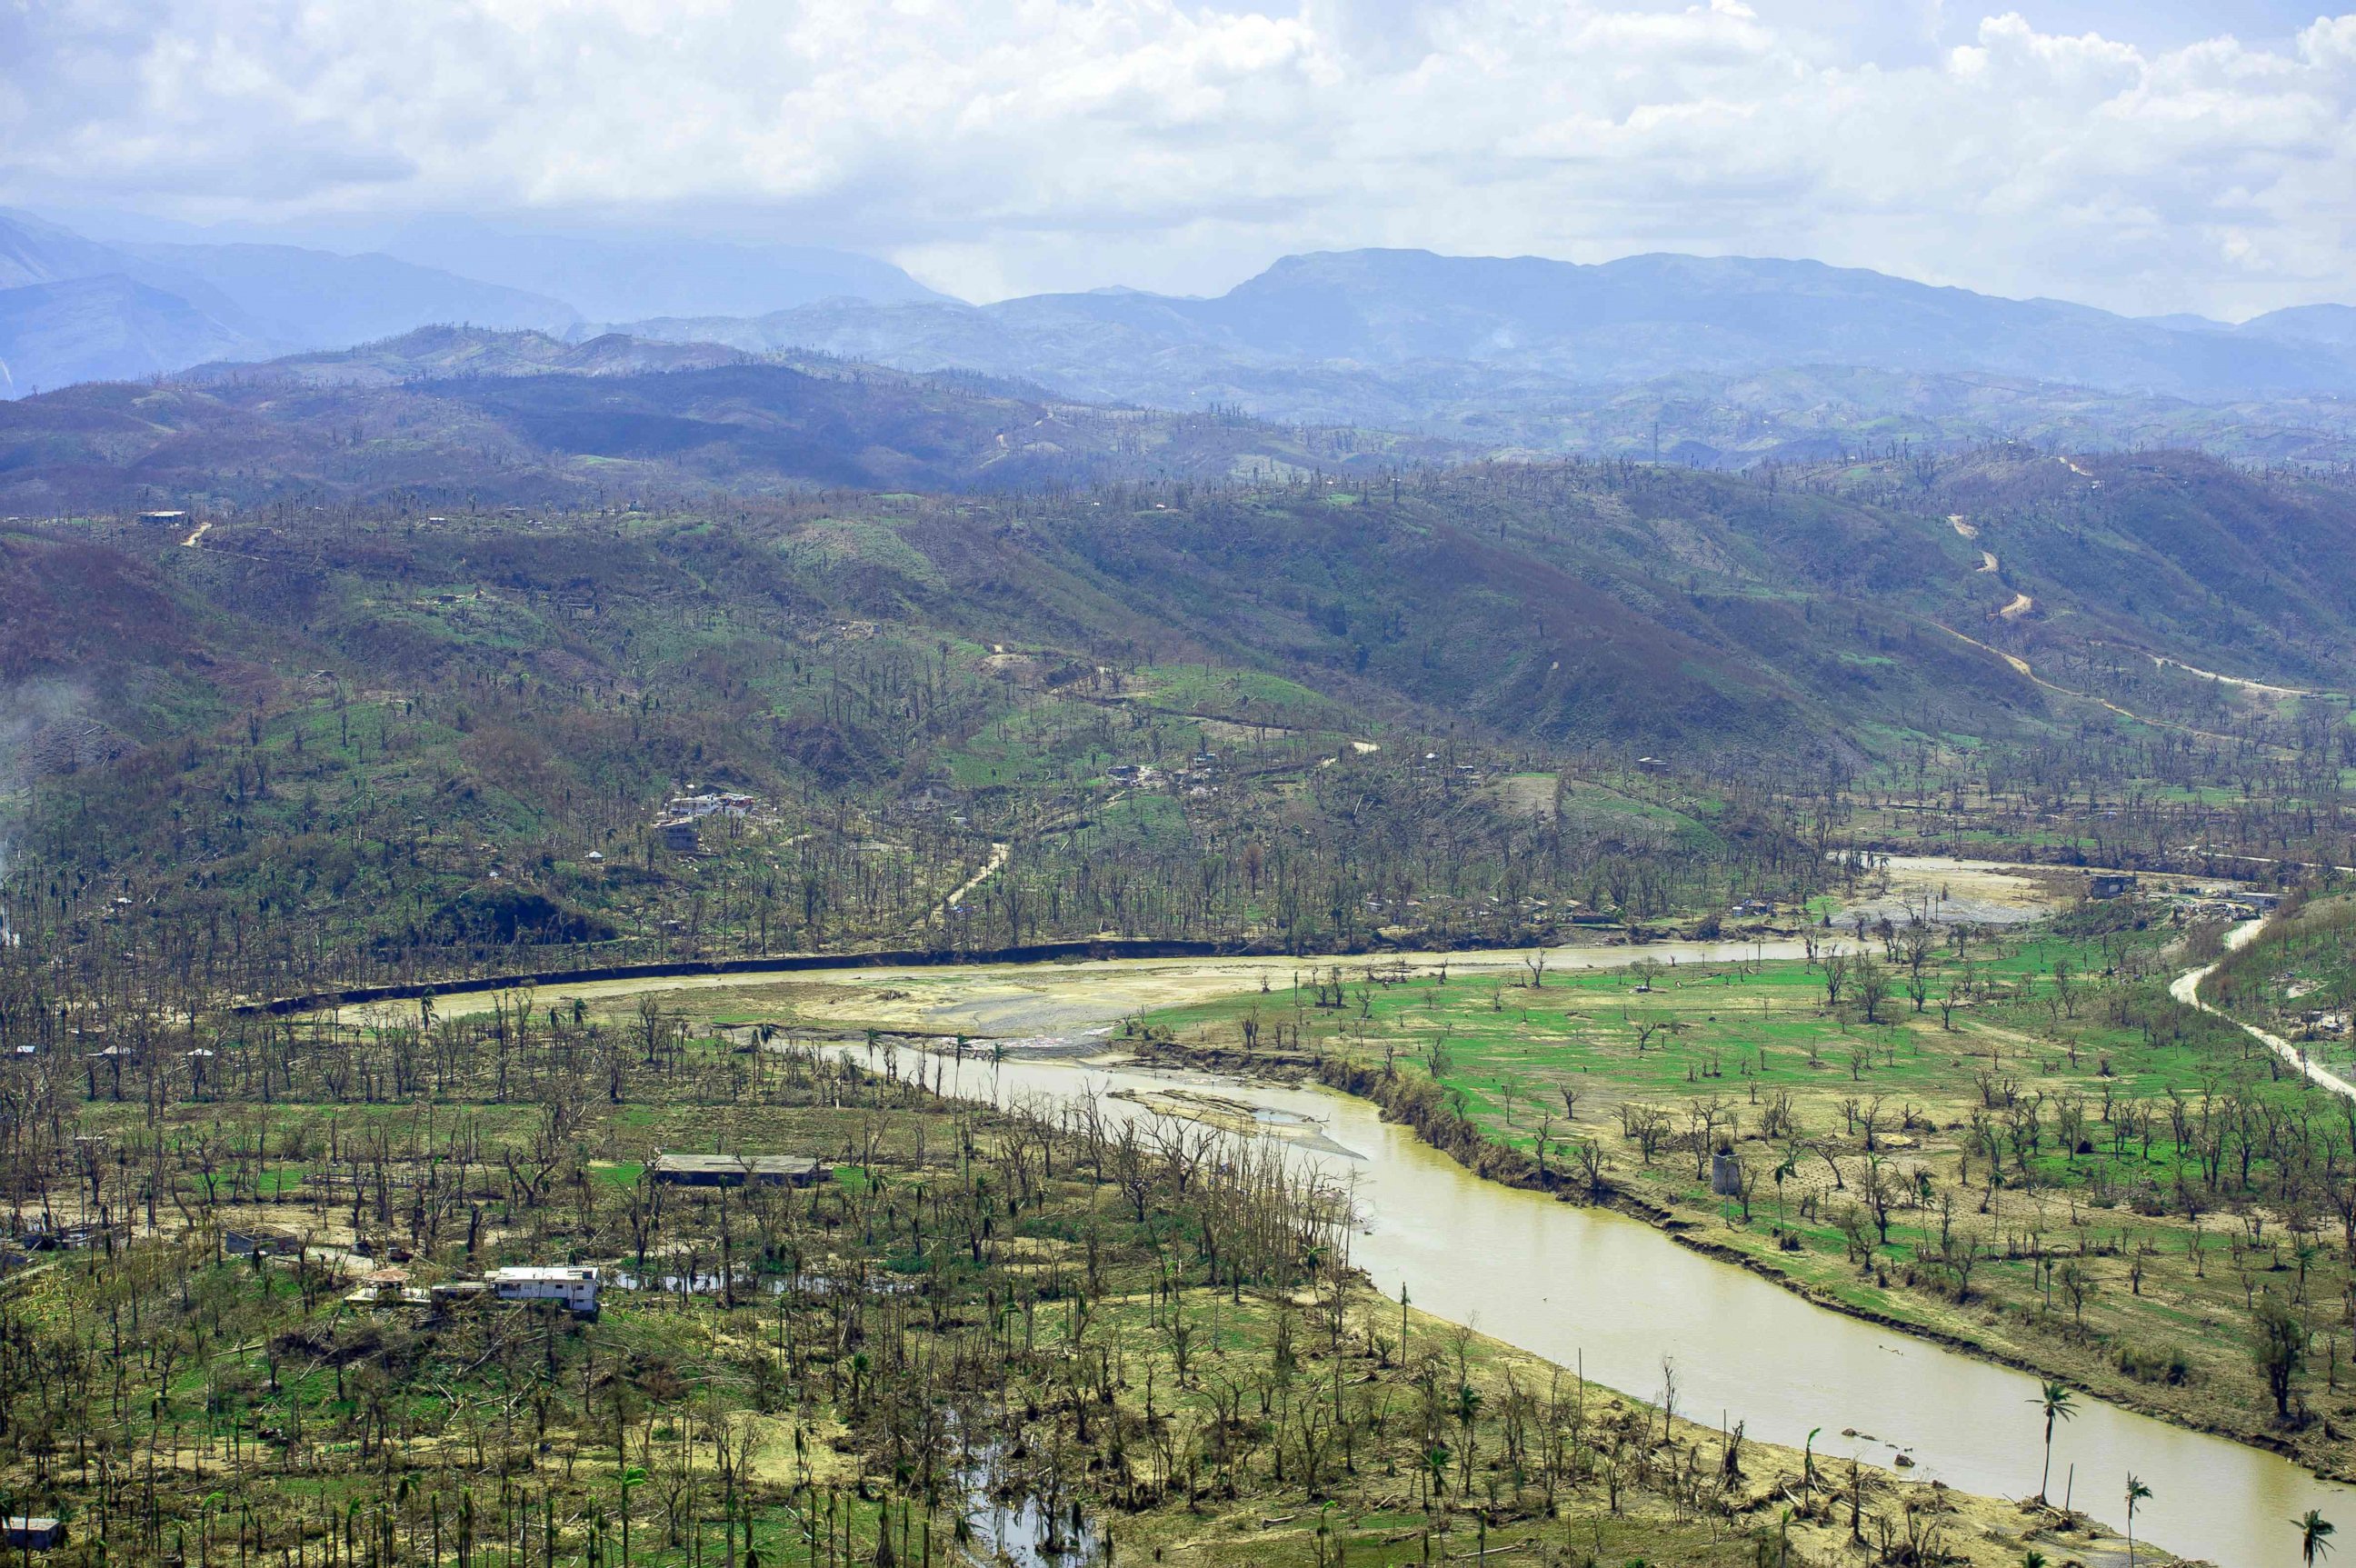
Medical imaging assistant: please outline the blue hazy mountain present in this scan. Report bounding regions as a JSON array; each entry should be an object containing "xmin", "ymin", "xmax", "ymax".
[
  {"xmin": 0, "ymin": 209, "xmax": 941, "ymax": 394},
  {"xmin": 623, "ymin": 247, "xmax": 2356, "ymax": 410},
  {"xmin": 384, "ymin": 215, "xmax": 953, "ymax": 322},
  {"xmin": 0, "ymin": 208, "xmax": 575, "ymax": 392}
]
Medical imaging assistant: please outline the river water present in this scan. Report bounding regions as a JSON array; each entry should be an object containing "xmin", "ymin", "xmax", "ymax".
[
  {"xmin": 352, "ymin": 855, "xmax": 2338, "ymax": 1563},
  {"xmin": 911, "ymin": 1041, "xmax": 2350, "ymax": 1568}
]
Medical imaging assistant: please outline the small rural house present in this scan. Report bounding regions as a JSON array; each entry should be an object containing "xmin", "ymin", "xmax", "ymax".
[
  {"xmin": 224, "ymin": 1227, "xmax": 301, "ymax": 1257},
  {"xmin": 490, "ymin": 1265, "xmax": 600, "ymax": 1313},
  {"xmin": 5, "ymin": 1518, "xmax": 65, "ymax": 1550}
]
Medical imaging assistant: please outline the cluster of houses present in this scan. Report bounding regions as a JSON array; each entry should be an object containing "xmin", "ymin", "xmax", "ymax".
[
  {"xmin": 666, "ymin": 790, "xmax": 761, "ymax": 821},
  {"xmin": 1415, "ymin": 751, "xmax": 1489, "ymax": 781},
  {"xmin": 1100, "ymin": 756, "xmax": 1229, "ymax": 798},
  {"xmin": 338, "ymin": 1152, "xmax": 829, "ymax": 1316},
  {"xmin": 654, "ymin": 788, "xmax": 764, "ymax": 854},
  {"xmin": 349, "ymin": 1263, "xmax": 604, "ymax": 1315},
  {"xmin": 2168, "ymin": 884, "xmax": 2283, "ymax": 921}
]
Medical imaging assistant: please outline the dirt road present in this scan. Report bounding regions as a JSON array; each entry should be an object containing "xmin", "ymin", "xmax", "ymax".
[
  {"xmin": 2171, "ymin": 921, "xmax": 2356, "ymax": 1102},
  {"xmin": 2146, "ymin": 654, "xmax": 2319, "ymax": 700},
  {"xmin": 935, "ymin": 842, "xmax": 1009, "ymax": 923}
]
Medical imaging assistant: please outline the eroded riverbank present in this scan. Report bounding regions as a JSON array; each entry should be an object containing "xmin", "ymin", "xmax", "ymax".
[
  {"xmin": 868, "ymin": 1041, "xmax": 2344, "ymax": 1567},
  {"xmin": 304, "ymin": 857, "xmax": 2341, "ymax": 1563}
]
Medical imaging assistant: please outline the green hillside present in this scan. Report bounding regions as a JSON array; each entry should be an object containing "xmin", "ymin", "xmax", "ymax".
[
  {"xmin": 0, "ymin": 329, "xmax": 1450, "ymax": 513},
  {"xmin": 0, "ymin": 427, "xmax": 2351, "ymax": 991}
]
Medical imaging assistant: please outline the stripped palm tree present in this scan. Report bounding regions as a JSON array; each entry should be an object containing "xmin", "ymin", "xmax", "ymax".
[
  {"xmin": 2297, "ymin": 1510, "xmax": 2337, "ymax": 1567},
  {"xmin": 2031, "ymin": 1382, "xmax": 2076, "ymax": 1504},
  {"xmin": 2123, "ymin": 1473, "xmax": 2151, "ymax": 1563}
]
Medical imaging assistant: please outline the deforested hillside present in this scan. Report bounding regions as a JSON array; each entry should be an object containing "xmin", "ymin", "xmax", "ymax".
[
  {"xmin": 1902, "ymin": 448, "xmax": 2356, "ymax": 684},
  {"xmin": 0, "ymin": 440, "xmax": 2350, "ymax": 991},
  {"xmin": 3, "ymin": 325, "xmax": 2352, "ymax": 1000},
  {"xmin": 0, "ymin": 496, "xmax": 1832, "ymax": 989}
]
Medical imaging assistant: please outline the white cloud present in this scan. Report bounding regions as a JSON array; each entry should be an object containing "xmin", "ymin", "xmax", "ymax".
[{"xmin": 2, "ymin": 1, "xmax": 2354, "ymax": 315}]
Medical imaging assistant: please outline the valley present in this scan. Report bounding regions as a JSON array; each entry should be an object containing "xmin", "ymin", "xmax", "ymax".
[
  {"xmin": 3, "ymin": 315, "xmax": 2354, "ymax": 1568},
  {"xmin": 247, "ymin": 860, "xmax": 2356, "ymax": 1565},
  {"xmin": 18, "ymin": 12, "xmax": 2356, "ymax": 1567}
]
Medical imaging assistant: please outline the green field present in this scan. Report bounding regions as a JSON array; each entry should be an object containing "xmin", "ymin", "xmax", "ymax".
[{"xmin": 1143, "ymin": 896, "xmax": 2356, "ymax": 1477}]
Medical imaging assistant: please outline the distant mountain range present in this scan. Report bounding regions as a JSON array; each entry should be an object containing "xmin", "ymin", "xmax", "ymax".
[
  {"xmin": 620, "ymin": 249, "xmax": 2356, "ymax": 398},
  {"xmin": 15, "ymin": 212, "xmax": 2356, "ymax": 469},
  {"xmin": 375, "ymin": 215, "xmax": 953, "ymax": 322},
  {"xmin": 0, "ymin": 209, "xmax": 947, "ymax": 394},
  {"xmin": 604, "ymin": 249, "xmax": 2356, "ymax": 461}
]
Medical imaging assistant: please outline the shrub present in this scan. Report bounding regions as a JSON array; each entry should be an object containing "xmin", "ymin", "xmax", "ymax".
[{"xmin": 2113, "ymin": 1340, "xmax": 2191, "ymax": 1385}]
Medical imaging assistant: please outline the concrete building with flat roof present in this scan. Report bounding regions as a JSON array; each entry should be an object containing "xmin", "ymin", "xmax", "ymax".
[{"xmin": 650, "ymin": 1153, "xmax": 831, "ymax": 1188}]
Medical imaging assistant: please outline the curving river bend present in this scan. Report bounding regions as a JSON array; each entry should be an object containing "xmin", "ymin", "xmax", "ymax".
[
  {"xmin": 351, "ymin": 860, "xmax": 2348, "ymax": 1564},
  {"xmin": 920, "ymin": 1038, "xmax": 2349, "ymax": 1568}
]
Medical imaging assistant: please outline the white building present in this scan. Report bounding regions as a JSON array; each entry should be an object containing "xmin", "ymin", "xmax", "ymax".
[
  {"xmin": 664, "ymin": 792, "xmax": 759, "ymax": 821},
  {"xmin": 489, "ymin": 1265, "xmax": 600, "ymax": 1313}
]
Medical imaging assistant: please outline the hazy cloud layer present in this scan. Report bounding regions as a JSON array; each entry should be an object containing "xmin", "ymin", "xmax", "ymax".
[{"xmin": 4, "ymin": 1, "xmax": 2354, "ymax": 314}]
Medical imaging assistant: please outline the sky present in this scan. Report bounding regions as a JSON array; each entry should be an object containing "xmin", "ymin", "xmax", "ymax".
[{"xmin": 5, "ymin": 1, "xmax": 2355, "ymax": 316}]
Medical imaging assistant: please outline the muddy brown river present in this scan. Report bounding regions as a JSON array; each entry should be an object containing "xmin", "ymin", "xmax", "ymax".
[
  {"xmin": 909, "ymin": 1041, "xmax": 2347, "ymax": 1568},
  {"xmin": 344, "ymin": 858, "xmax": 2339, "ymax": 1563}
]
